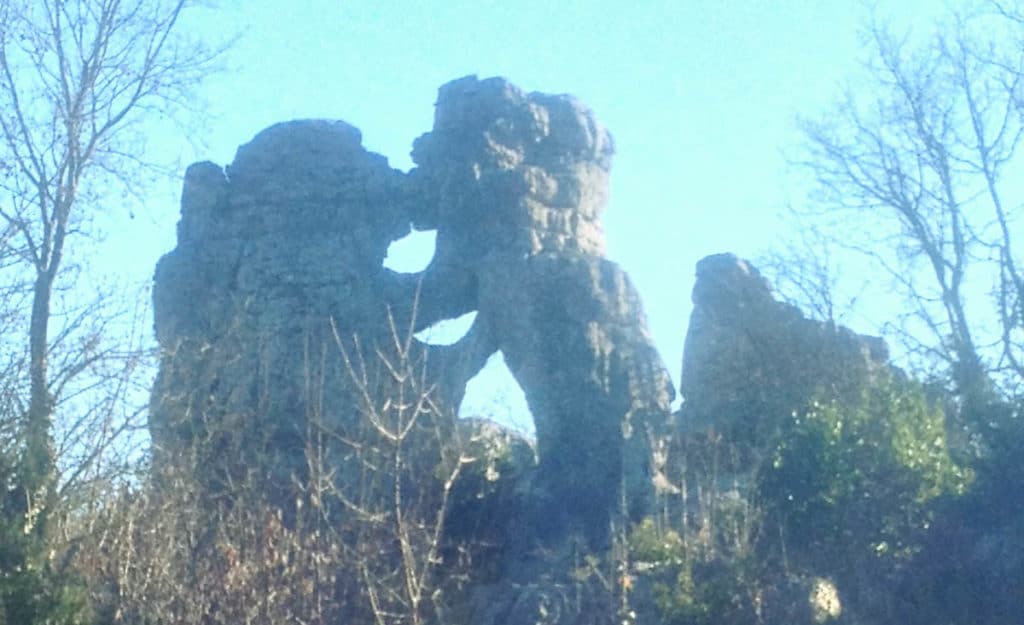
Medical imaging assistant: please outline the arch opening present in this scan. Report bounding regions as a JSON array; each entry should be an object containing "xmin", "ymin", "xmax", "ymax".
[
  {"xmin": 384, "ymin": 228, "xmax": 436, "ymax": 273},
  {"xmin": 415, "ymin": 310, "xmax": 477, "ymax": 346},
  {"xmin": 459, "ymin": 351, "xmax": 534, "ymax": 438}
]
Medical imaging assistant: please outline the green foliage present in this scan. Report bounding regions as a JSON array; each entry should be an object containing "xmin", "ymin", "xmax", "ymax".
[
  {"xmin": 655, "ymin": 560, "xmax": 756, "ymax": 625},
  {"xmin": 627, "ymin": 518, "xmax": 684, "ymax": 566},
  {"xmin": 894, "ymin": 397, "xmax": 1024, "ymax": 625},
  {"xmin": 758, "ymin": 374, "xmax": 971, "ymax": 578},
  {"xmin": 627, "ymin": 519, "xmax": 756, "ymax": 625},
  {"xmin": 0, "ymin": 548, "xmax": 91, "ymax": 625},
  {"xmin": 1, "ymin": 446, "xmax": 90, "ymax": 625},
  {"xmin": 651, "ymin": 566, "xmax": 703, "ymax": 624}
]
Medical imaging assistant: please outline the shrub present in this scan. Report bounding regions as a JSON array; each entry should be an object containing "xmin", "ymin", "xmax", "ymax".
[{"xmin": 758, "ymin": 374, "xmax": 972, "ymax": 611}]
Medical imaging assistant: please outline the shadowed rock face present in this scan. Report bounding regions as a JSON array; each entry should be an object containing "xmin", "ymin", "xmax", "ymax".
[
  {"xmin": 150, "ymin": 77, "xmax": 675, "ymax": 550},
  {"xmin": 680, "ymin": 253, "xmax": 889, "ymax": 462}
]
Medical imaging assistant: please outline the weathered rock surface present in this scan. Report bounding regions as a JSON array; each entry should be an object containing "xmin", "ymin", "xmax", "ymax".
[
  {"xmin": 679, "ymin": 252, "xmax": 889, "ymax": 463},
  {"xmin": 150, "ymin": 77, "xmax": 675, "ymax": 554},
  {"xmin": 150, "ymin": 120, "xmax": 425, "ymax": 496},
  {"xmin": 411, "ymin": 77, "xmax": 674, "ymax": 545}
]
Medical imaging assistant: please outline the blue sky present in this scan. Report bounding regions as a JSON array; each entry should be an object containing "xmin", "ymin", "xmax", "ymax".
[{"xmin": 98, "ymin": 1, "xmax": 948, "ymax": 432}]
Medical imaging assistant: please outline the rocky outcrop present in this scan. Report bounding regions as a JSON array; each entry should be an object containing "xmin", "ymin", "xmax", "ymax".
[
  {"xmin": 150, "ymin": 77, "xmax": 675, "ymax": 552},
  {"xmin": 679, "ymin": 252, "xmax": 889, "ymax": 465},
  {"xmin": 411, "ymin": 77, "xmax": 674, "ymax": 546},
  {"xmin": 150, "ymin": 120, "xmax": 416, "ymax": 495}
]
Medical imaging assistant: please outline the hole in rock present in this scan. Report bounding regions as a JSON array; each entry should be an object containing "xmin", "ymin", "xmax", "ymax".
[
  {"xmin": 415, "ymin": 310, "xmax": 477, "ymax": 346},
  {"xmin": 384, "ymin": 229, "xmax": 436, "ymax": 273},
  {"xmin": 460, "ymin": 352, "xmax": 534, "ymax": 438}
]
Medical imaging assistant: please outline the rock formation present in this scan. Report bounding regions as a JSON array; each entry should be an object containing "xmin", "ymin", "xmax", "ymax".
[
  {"xmin": 679, "ymin": 252, "xmax": 890, "ymax": 467},
  {"xmin": 150, "ymin": 120, "xmax": 415, "ymax": 495},
  {"xmin": 145, "ymin": 77, "xmax": 983, "ymax": 625},
  {"xmin": 410, "ymin": 77, "xmax": 674, "ymax": 545},
  {"xmin": 150, "ymin": 76, "xmax": 675, "ymax": 550}
]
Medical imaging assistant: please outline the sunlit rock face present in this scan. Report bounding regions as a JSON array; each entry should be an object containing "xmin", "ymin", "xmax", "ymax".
[
  {"xmin": 150, "ymin": 120, "xmax": 415, "ymax": 493},
  {"xmin": 680, "ymin": 252, "xmax": 889, "ymax": 463},
  {"xmin": 411, "ymin": 76, "xmax": 675, "ymax": 546},
  {"xmin": 411, "ymin": 75, "xmax": 612, "ymax": 262},
  {"xmin": 150, "ymin": 76, "xmax": 675, "ymax": 555}
]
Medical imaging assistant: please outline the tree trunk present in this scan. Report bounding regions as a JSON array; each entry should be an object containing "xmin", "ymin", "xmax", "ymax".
[{"xmin": 23, "ymin": 268, "xmax": 55, "ymax": 531}]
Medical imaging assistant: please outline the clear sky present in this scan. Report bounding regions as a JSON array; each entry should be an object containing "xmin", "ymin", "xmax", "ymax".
[{"xmin": 96, "ymin": 0, "xmax": 949, "ymax": 433}]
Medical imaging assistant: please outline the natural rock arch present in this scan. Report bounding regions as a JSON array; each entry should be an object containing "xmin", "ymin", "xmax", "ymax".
[{"xmin": 150, "ymin": 75, "xmax": 675, "ymax": 548}]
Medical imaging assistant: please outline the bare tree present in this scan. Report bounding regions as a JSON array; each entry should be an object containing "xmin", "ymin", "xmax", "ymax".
[
  {"xmin": 70, "ymin": 311, "xmax": 477, "ymax": 625},
  {"xmin": 757, "ymin": 224, "xmax": 861, "ymax": 325},
  {"xmin": 0, "ymin": 2, "xmax": 224, "ymax": 622},
  {"xmin": 328, "ymin": 315, "xmax": 473, "ymax": 625},
  {"xmin": 0, "ymin": 0, "xmax": 222, "ymax": 537},
  {"xmin": 793, "ymin": 4, "xmax": 1024, "ymax": 415}
]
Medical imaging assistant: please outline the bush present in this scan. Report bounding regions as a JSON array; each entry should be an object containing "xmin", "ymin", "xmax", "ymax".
[
  {"xmin": 758, "ymin": 374, "xmax": 971, "ymax": 612},
  {"xmin": 626, "ymin": 519, "xmax": 758, "ymax": 625},
  {"xmin": 893, "ymin": 397, "xmax": 1024, "ymax": 625}
]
